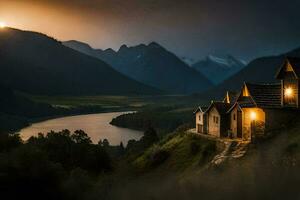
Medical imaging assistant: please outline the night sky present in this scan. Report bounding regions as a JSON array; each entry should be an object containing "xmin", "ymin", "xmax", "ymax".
[{"xmin": 0, "ymin": 0, "xmax": 300, "ymax": 61}]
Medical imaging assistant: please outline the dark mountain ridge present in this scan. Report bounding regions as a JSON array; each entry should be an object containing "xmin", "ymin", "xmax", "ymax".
[
  {"xmin": 0, "ymin": 83, "xmax": 59, "ymax": 132},
  {"xmin": 63, "ymin": 40, "xmax": 213, "ymax": 94},
  {"xmin": 204, "ymin": 47, "xmax": 300, "ymax": 99},
  {"xmin": 0, "ymin": 28, "xmax": 160, "ymax": 95}
]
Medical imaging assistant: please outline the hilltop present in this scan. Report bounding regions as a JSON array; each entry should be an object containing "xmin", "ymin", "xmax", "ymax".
[
  {"xmin": 108, "ymin": 118, "xmax": 300, "ymax": 200},
  {"xmin": 0, "ymin": 28, "xmax": 160, "ymax": 95}
]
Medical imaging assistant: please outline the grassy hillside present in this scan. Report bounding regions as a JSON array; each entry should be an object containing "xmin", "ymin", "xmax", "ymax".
[
  {"xmin": 132, "ymin": 132, "xmax": 216, "ymax": 173},
  {"xmin": 0, "ymin": 28, "xmax": 160, "ymax": 95},
  {"xmin": 104, "ymin": 118, "xmax": 300, "ymax": 200}
]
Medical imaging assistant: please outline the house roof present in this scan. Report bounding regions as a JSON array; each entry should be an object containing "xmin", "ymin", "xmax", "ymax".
[
  {"xmin": 205, "ymin": 101, "xmax": 231, "ymax": 115},
  {"xmin": 243, "ymin": 82, "xmax": 282, "ymax": 108},
  {"xmin": 275, "ymin": 57, "xmax": 300, "ymax": 79},
  {"xmin": 193, "ymin": 106, "xmax": 208, "ymax": 114},
  {"xmin": 227, "ymin": 101, "xmax": 243, "ymax": 113},
  {"xmin": 194, "ymin": 107, "xmax": 202, "ymax": 114}
]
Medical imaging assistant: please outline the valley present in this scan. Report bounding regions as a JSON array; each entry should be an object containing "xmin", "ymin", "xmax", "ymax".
[{"xmin": 0, "ymin": 7, "xmax": 299, "ymax": 199}]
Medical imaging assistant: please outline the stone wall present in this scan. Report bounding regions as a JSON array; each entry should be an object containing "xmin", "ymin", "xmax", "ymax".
[{"xmin": 208, "ymin": 107, "xmax": 220, "ymax": 137}]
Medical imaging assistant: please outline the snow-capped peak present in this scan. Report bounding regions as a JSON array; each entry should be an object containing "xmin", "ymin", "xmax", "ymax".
[
  {"xmin": 206, "ymin": 54, "xmax": 246, "ymax": 68},
  {"xmin": 207, "ymin": 55, "xmax": 230, "ymax": 66}
]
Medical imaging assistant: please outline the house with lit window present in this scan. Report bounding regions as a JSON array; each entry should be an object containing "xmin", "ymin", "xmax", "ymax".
[{"xmin": 194, "ymin": 57, "xmax": 300, "ymax": 141}]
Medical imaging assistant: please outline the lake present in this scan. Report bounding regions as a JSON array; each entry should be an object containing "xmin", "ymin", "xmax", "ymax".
[{"xmin": 19, "ymin": 112, "xmax": 143, "ymax": 145}]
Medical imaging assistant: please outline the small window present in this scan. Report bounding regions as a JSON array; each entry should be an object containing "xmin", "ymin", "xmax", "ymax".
[
  {"xmin": 216, "ymin": 117, "xmax": 219, "ymax": 124},
  {"xmin": 233, "ymin": 114, "xmax": 236, "ymax": 121},
  {"xmin": 199, "ymin": 115, "xmax": 201, "ymax": 121},
  {"xmin": 213, "ymin": 116, "xmax": 215, "ymax": 123}
]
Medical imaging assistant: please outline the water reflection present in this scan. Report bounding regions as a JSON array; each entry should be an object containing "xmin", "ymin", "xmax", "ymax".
[{"xmin": 19, "ymin": 112, "xmax": 143, "ymax": 145}]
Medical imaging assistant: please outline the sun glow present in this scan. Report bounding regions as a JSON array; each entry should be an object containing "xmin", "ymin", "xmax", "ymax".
[{"xmin": 0, "ymin": 22, "xmax": 6, "ymax": 28}]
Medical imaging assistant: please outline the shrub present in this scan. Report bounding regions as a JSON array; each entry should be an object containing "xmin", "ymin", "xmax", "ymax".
[
  {"xmin": 150, "ymin": 148, "xmax": 170, "ymax": 167},
  {"xmin": 190, "ymin": 141, "xmax": 200, "ymax": 155}
]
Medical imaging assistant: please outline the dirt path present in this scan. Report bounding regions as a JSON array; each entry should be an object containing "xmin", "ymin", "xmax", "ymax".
[{"xmin": 210, "ymin": 141, "xmax": 249, "ymax": 167}]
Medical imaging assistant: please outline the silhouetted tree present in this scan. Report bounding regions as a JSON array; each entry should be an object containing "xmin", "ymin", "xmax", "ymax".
[
  {"xmin": 72, "ymin": 130, "xmax": 92, "ymax": 144},
  {"xmin": 141, "ymin": 126, "xmax": 159, "ymax": 148},
  {"xmin": 0, "ymin": 133, "xmax": 22, "ymax": 152},
  {"xmin": 126, "ymin": 139, "xmax": 137, "ymax": 151},
  {"xmin": 102, "ymin": 139, "xmax": 110, "ymax": 148},
  {"xmin": 120, "ymin": 142, "xmax": 125, "ymax": 150},
  {"xmin": 119, "ymin": 142, "xmax": 125, "ymax": 155}
]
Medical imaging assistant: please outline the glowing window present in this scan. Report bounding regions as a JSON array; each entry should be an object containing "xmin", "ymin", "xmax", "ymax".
[
  {"xmin": 285, "ymin": 87, "xmax": 293, "ymax": 97},
  {"xmin": 250, "ymin": 111, "xmax": 256, "ymax": 120}
]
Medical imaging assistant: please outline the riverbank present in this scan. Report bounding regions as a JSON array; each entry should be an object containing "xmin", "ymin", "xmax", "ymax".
[
  {"xmin": 6, "ymin": 94, "xmax": 207, "ymax": 134},
  {"xmin": 19, "ymin": 111, "xmax": 143, "ymax": 145},
  {"xmin": 110, "ymin": 106, "xmax": 195, "ymax": 137},
  {"xmin": 10, "ymin": 105, "xmax": 138, "ymax": 134}
]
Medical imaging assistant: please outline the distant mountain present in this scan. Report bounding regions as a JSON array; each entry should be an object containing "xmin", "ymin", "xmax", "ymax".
[
  {"xmin": 64, "ymin": 40, "xmax": 213, "ymax": 94},
  {"xmin": 0, "ymin": 28, "xmax": 160, "ymax": 95},
  {"xmin": 204, "ymin": 47, "xmax": 300, "ymax": 99},
  {"xmin": 191, "ymin": 55, "xmax": 246, "ymax": 84}
]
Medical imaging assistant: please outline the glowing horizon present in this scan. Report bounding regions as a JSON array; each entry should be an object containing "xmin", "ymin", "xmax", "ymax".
[
  {"xmin": 0, "ymin": 21, "xmax": 6, "ymax": 28},
  {"xmin": 1, "ymin": 0, "xmax": 300, "ymax": 61}
]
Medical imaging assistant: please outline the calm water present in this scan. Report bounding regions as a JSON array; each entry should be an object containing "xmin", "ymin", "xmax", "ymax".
[{"xmin": 19, "ymin": 112, "xmax": 143, "ymax": 145}]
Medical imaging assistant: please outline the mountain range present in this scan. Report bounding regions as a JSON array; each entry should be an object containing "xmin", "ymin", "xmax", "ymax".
[
  {"xmin": 191, "ymin": 55, "xmax": 246, "ymax": 84},
  {"xmin": 63, "ymin": 40, "xmax": 213, "ymax": 94},
  {"xmin": 1, "ymin": 27, "xmax": 298, "ymax": 100},
  {"xmin": 0, "ymin": 28, "xmax": 160, "ymax": 95},
  {"xmin": 204, "ymin": 47, "xmax": 300, "ymax": 99}
]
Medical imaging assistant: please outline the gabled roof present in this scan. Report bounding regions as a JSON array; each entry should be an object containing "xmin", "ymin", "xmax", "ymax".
[
  {"xmin": 237, "ymin": 96, "xmax": 256, "ymax": 108},
  {"xmin": 241, "ymin": 82, "xmax": 282, "ymax": 108},
  {"xmin": 227, "ymin": 101, "xmax": 243, "ymax": 113},
  {"xmin": 205, "ymin": 101, "xmax": 231, "ymax": 115},
  {"xmin": 194, "ymin": 107, "xmax": 203, "ymax": 114},
  {"xmin": 194, "ymin": 106, "xmax": 208, "ymax": 114},
  {"xmin": 275, "ymin": 57, "xmax": 300, "ymax": 79}
]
